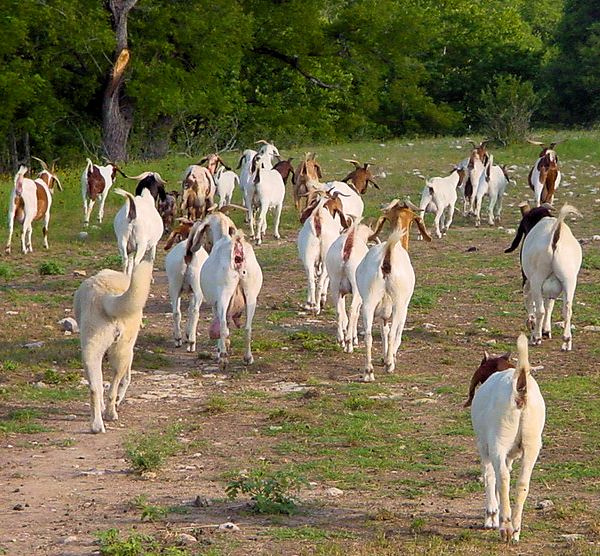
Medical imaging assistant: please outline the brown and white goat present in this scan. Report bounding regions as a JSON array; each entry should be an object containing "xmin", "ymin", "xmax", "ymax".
[
  {"xmin": 159, "ymin": 190, "xmax": 180, "ymax": 233},
  {"xmin": 273, "ymin": 157, "xmax": 295, "ymax": 185},
  {"xmin": 181, "ymin": 163, "xmax": 216, "ymax": 219},
  {"xmin": 470, "ymin": 334, "xmax": 545, "ymax": 542},
  {"xmin": 81, "ymin": 159, "xmax": 123, "ymax": 226},
  {"xmin": 527, "ymin": 140, "xmax": 562, "ymax": 206},
  {"xmin": 298, "ymin": 192, "xmax": 349, "ymax": 313},
  {"xmin": 461, "ymin": 141, "xmax": 489, "ymax": 216},
  {"xmin": 6, "ymin": 159, "xmax": 62, "ymax": 254},
  {"xmin": 370, "ymin": 199, "xmax": 432, "ymax": 249},
  {"xmin": 293, "ymin": 153, "xmax": 323, "ymax": 211},
  {"xmin": 341, "ymin": 159, "xmax": 380, "ymax": 194}
]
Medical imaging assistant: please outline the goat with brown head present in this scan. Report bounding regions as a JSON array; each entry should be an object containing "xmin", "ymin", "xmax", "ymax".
[
  {"xmin": 341, "ymin": 159, "xmax": 380, "ymax": 194},
  {"xmin": 293, "ymin": 153, "xmax": 323, "ymax": 210},
  {"xmin": 527, "ymin": 139, "xmax": 562, "ymax": 206},
  {"xmin": 370, "ymin": 199, "xmax": 432, "ymax": 250}
]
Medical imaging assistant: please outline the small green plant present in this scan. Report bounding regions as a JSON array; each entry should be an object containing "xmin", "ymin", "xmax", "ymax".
[
  {"xmin": 289, "ymin": 330, "xmax": 340, "ymax": 352},
  {"xmin": 0, "ymin": 262, "xmax": 14, "ymax": 279},
  {"xmin": 132, "ymin": 495, "xmax": 190, "ymax": 522},
  {"xmin": 1, "ymin": 360, "xmax": 18, "ymax": 372},
  {"xmin": 39, "ymin": 261, "xmax": 65, "ymax": 276},
  {"xmin": 101, "ymin": 254, "xmax": 123, "ymax": 269},
  {"xmin": 410, "ymin": 517, "xmax": 427, "ymax": 533},
  {"xmin": 125, "ymin": 426, "xmax": 182, "ymax": 473},
  {"xmin": 96, "ymin": 528, "xmax": 190, "ymax": 555},
  {"xmin": 203, "ymin": 395, "xmax": 228, "ymax": 414},
  {"xmin": 0, "ymin": 409, "xmax": 49, "ymax": 434},
  {"xmin": 42, "ymin": 368, "xmax": 80, "ymax": 385},
  {"xmin": 225, "ymin": 466, "xmax": 307, "ymax": 515}
]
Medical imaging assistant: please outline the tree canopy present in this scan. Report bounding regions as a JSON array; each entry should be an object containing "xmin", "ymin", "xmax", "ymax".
[{"xmin": 2, "ymin": 0, "xmax": 591, "ymax": 167}]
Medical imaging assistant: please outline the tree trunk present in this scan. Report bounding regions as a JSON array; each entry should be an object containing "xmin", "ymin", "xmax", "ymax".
[{"xmin": 102, "ymin": 0, "xmax": 138, "ymax": 162}]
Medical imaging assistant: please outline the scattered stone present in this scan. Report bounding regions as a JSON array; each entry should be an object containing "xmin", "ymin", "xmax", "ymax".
[
  {"xmin": 23, "ymin": 341, "xmax": 45, "ymax": 349},
  {"xmin": 505, "ymin": 228, "xmax": 516, "ymax": 235},
  {"xmin": 466, "ymin": 246, "xmax": 478, "ymax": 252},
  {"xmin": 326, "ymin": 487, "xmax": 344, "ymax": 497},
  {"xmin": 78, "ymin": 469, "xmax": 106, "ymax": 476},
  {"xmin": 73, "ymin": 270, "xmax": 87, "ymax": 277},
  {"xmin": 13, "ymin": 504, "xmax": 24, "ymax": 511},
  {"xmin": 177, "ymin": 533, "xmax": 197, "ymax": 545},
  {"xmin": 593, "ymin": 235, "xmax": 600, "ymax": 241},
  {"xmin": 34, "ymin": 381, "xmax": 48, "ymax": 388},
  {"xmin": 414, "ymin": 398, "xmax": 437, "ymax": 404},
  {"xmin": 58, "ymin": 317, "xmax": 79, "ymax": 333},
  {"xmin": 422, "ymin": 323, "xmax": 437, "ymax": 331},
  {"xmin": 193, "ymin": 496, "xmax": 211, "ymax": 508},
  {"xmin": 5, "ymin": 310, "xmax": 19, "ymax": 316},
  {"xmin": 583, "ymin": 325, "xmax": 600, "ymax": 332},
  {"xmin": 536, "ymin": 499, "xmax": 554, "ymax": 510},
  {"xmin": 78, "ymin": 231, "xmax": 88, "ymax": 240},
  {"xmin": 63, "ymin": 536, "xmax": 78, "ymax": 544},
  {"xmin": 275, "ymin": 382, "xmax": 307, "ymax": 393},
  {"xmin": 217, "ymin": 522, "xmax": 240, "ymax": 532},
  {"xmin": 141, "ymin": 471, "xmax": 157, "ymax": 480},
  {"xmin": 560, "ymin": 534, "xmax": 584, "ymax": 542}
]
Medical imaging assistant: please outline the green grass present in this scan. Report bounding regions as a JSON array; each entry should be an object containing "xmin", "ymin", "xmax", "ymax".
[
  {"xmin": 96, "ymin": 528, "xmax": 191, "ymax": 556},
  {"xmin": 0, "ymin": 408, "xmax": 49, "ymax": 434},
  {"xmin": 125, "ymin": 426, "xmax": 184, "ymax": 474},
  {"xmin": 265, "ymin": 526, "xmax": 356, "ymax": 541}
]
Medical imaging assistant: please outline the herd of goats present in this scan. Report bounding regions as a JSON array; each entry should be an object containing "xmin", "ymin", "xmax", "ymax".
[{"xmin": 3, "ymin": 137, "xmax": 585, "ymax": 543}]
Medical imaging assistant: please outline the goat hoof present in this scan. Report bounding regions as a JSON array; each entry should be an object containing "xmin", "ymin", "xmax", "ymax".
[
  {"xmin": 542, "ymin": 330, "xmax": 551, "ymax": 339},
  {"xmin": 500, "ymin": 525, "xmax": 514, "ymax": 543},
  {"xmin": 175, "ymin": 339, "xmax": 182, "ymax": 348},
  {"xmin": 561, "ymin": 340, "xmax": 572, "ymax": 352},
  {"xmin": 187, "ymin": 342, "xmax": 196, "ymax": 353},
  {"xmin": 530, "ymin": 335, "xmax": 541, "ymax": 346},
  {"xmin": 104, "ymin": 408, "xmax": 118, "ymax": 422},
  {"xmin": 362, "ymin": 369, "xmax": 375, "ymax": 382},
  {"xmin": 243, "ymin": 354, "xmax": 254, "ymax": 365},
  {"xmin": 384, "ymin": 362, "xmax": 395, "ymax": 374},
  {"xmin": 90, "ymin": 421, "xmax": 106, "ymax": 434}
]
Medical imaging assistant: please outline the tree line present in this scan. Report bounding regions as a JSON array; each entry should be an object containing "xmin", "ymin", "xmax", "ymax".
[{"xmin": 0, "ymin": 0, "xmax": 597, "ymax": 169}]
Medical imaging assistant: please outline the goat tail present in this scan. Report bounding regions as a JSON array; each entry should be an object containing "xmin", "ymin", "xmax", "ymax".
[
  {"xmin": 14, "ymin": 166, "xmax": 28, "ymax": 195},
  {"xmin": 515, "ymin": 333, "xmax": 530, "ymax": 408},
  {"xmin": 114, "ymin": 187, "xmax": 137, "ymax": 221},
  {"xmin": 101, "ymin": 260, "xmax": 153, "ymax": 320},
  {"xmin": 551, "ymin": 204, "xmax": 581, "ymax": 251}
]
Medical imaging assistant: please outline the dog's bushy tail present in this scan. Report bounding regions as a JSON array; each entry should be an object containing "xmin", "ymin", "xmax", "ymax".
[{"xmin": 102, "ymin": 260, "xmax": 153, "ymax": 319}]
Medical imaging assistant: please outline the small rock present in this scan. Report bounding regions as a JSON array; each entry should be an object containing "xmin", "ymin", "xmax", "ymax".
[
  {"xmin": 422, "ymin": 323, "xmax": 437, "ymax": 330},
  {"xmin": 13, "ymin": 504, "xmax": 24, "ymax": 511},
  {"xmin": 73, "ymin": 270, "xmax": 87, "ymax": 277},
  {"xmin": 536, "ymin": 499, "xmax": 554, "ymax": 510},
  {"xmin": 193, "ymin": 496, "xmax": 211, "ymax": 508},
  {"xmin": 23, "ymin": 341, "xmax": 45, "ymax": 349},
  {"xmin": 63, "ymin": 536, "xmax": 78, "ymax": 544},
  {"xmin": 5, "ymin": 310, "xmax": 19, "ymax": 316},
  {"xmin": 218, "ymin": 522, "xmax": 240, "ymax": 532},
  {"xmin": 58, "ymin": 317, "xmax": 79, "ymax": 333},
  {"xmin": 505, "ymin": 228, "xmax": 516, "ymax": 235},
  {"xmin": 593, "ymin": 235, "xmax": 600, "ymax": 241},
  {"xmin": 583, "ymin": 325, "xmax": 600, "ymax": 332},
  {"xmin": 560, "ymin": 534, "xmax": 584, "ymax": 542},
  {"xmin": 326, "ymin": 487, "xmax": 344, "ymax": 497},
  {"xmin": 78, "ymin": 231, "xmax": 88, "ymax": 240},
  {"xmin": 466, "ymin": 246, "xmax": 478, "ymax": 252},
  {"xmin": 177, "ymin": 533, "xmax": 197, "ymax": 545}
]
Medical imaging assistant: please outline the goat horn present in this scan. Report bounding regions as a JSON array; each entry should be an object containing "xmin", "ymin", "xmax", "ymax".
[
  {"xmin": 31, "ymin": 156, "xmax": 49, "ymax": 171},
  {"xmin": 342, "ymin": 158, "xmax": 361, "ymax": 167},
  {"xmin": 124, "ymin": 171, "xmax": 153, "ymax": 180},
  {"xmin": 197, "ymin": 156, "xmax": 209, "ymax": 165},
  {"xmin": 220, "ymin": 203, "xmax": 248, "ymax": 213},
  {"xmin": 526, "ymin": 139, "xmax": 544, "ymax": 146},
  {"xmin": 404, "ymin": 199, "xmax": 420, "ymax": 211},
  {"xmin": 255, "ymin": 139, "xmax": 269, "ymax": 145}
]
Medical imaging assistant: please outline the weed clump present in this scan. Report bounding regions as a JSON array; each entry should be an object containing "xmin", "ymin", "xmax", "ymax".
[
  {"xmin": 125, "ymin": 426, "xmax": 182, "ymax": 474},
  {"xmin": 39, "ymin": 261, "xmax": 65, "ymax": 276},
  {"xmin": 226, "ymin": 466, "xmax": 306, "ymax": 515}
]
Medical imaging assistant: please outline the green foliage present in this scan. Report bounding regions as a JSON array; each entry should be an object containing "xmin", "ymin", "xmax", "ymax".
[
  {"xmin": 42, "ymin": 368, "xmax": 80, "ymax": 386},
  {"xmin": 125, "ymin": 426, "xmax": 182, "ymax": 474},
  {"xmin": 478, "ymin": 75, "xmax": 538, "ymax": 145},
  {"xmin": 0, "ymin": 408, "xmax": 49, "ymax": 434},
  {"xmin": 0, "ymin": 262, "xmax": 14, "ymax": 279},
  {"xmin": 39, "ymin": 261, "xmax": 65, "ymax": 276},
  {"xmin": 131, "ymin": 495, "xmax": 189, "ymax": 522},
  {"xmin": 96, "ymin": 529, "xmax": 190, "ymax": 556},
  {"xmin": 225, "ymin": 466, "xmax": 307, "ymax": 515}
]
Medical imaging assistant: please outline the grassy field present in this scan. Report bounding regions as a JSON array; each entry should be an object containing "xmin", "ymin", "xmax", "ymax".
[{"xmin": 0, "ymin": 131, "xmax": 599, "ymax": 555}]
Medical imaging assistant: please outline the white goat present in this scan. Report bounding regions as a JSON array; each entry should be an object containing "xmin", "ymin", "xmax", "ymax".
[
  {"xmin": 215, "ymin": 166, "xmax": 239, "ymax": 208},
  {"xmin": 471, "ymin": 334, "xmax": 545, "ymax": 543},
  {"xmin": 323, "ymin": 181, "xmax": 364, "ymax": 220},
  {"xmin": 325, "ymin": 221, "xmax": 372, "ymax": 352},
  {"xmin": 253, "ymin": 153, "xmax": 285, "ymax": 244},
  {"xmin": 165, "ymin": 227, "xmax": 208, "ymax": 352},
  {"xmin": 418, "ymin": 167, "xmax": 463, "ymax": 238},
  {"xmin": 74, "ymin": 258, "xmax": 153, "ymax": 433},
  {"xmin": 81, "ymin": 159, "xmax": 120, "ymax": 226},
  {"xmin": 200, "ymin": 228, "xmax": 263, "ymax": 369},
  {"xmin": 298, "ymin": 194, "xmax": 349, "ymax": 314},
  {"xmin": 6, "ymin": 162, "xmax": 62, "ymax": 254},
  {"xmin": 473, "ymin": 155, "xmax": 510, "ymax": 227},
  {"xmin": 521, "ymin": 204, "xmax": 582, "ymax": 351},
  {"xmin": 237, "ymin": 148, "xmax": 258, "ymax": 217},
  {"xmin": 356, "ymin": 230, "xmax": 415, "ymax": 382},
  {"xmin": 113, "ymin": 188, "xmax": 164, "ymax": 275},
  {"xmin": 460, "ymin": 145, "xmax": 487, "ymax": 217}
]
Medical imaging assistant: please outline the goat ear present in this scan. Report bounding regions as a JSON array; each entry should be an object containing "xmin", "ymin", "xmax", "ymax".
[
  {"xmin": 414, "ymin": 217, "xmax": 432, "ymax": 242},
  {"xmin": 185, "ymin": 223, "xmax": 207, "ymax": 263},
  {"xmin": 501, "ymin": 352, "xmax": 511, "ymax": 361},
  {"xmin": 483, "ymin": 350, "xmax": 490, "ymax": 361},
  {"xmin": 336, "ymin": 210, "xmax": 349, "ymax": 229}
]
